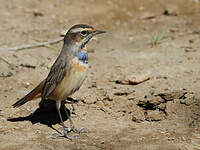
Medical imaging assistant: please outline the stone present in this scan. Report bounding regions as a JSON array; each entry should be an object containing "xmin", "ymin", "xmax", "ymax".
[{"xmin": 145, "ymin": 110, "xmax": 165, "ymax": 121}]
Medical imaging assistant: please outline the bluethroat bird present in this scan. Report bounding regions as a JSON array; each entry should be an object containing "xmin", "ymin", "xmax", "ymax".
[{"xmin": 12, "ymin": 24, "xmax": 105, "ymax": 139}]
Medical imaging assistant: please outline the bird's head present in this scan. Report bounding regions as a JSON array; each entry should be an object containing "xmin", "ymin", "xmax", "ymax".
[{"xmin": 64, "ymin": 24, "xmax": 105, "ymax": 50}]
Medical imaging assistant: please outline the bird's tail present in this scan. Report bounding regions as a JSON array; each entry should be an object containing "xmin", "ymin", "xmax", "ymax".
[{"xmin": 12, "ymin": 80, "xmax": 45, "ymax": 108}]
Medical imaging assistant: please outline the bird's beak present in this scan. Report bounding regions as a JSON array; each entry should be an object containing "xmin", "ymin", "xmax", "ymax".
[{"xmin": 93, "ymin": 30, "xmax": 106, "ymax": 35}]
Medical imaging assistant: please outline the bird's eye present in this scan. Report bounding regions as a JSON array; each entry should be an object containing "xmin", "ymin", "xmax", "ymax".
[{"xmin": 80, "ymin": 30, "xmax": 87, "ymax": 36}]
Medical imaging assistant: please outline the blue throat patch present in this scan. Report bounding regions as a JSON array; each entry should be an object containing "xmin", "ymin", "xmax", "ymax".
[{"xmin": 77, "ymin": 52, "xmax": 88, "ymax": 64}]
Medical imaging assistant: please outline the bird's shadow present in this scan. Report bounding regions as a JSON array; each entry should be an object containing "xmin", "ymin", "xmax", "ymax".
[{"xmin": 8, "ymin": 100, "xmax": 75, "ymax": 134}]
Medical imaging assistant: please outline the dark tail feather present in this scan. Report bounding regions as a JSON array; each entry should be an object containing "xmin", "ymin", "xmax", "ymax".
[
  {"xmin": 12, "ymin": 80, "xmax": 45, "ymax": 108},
  {"xmin": 12, "ymin": 96, "xmax": 29, "ymax": 108}
]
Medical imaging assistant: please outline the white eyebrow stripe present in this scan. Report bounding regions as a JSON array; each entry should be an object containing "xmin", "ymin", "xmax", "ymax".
[{"xmin": 70, "ymin": 28, "xmax": 84, "ymax": 33}]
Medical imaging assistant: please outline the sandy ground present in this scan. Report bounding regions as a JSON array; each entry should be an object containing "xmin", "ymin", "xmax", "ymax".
[{"xmin": 0, "ymin": 0, "xmax": 200, "ymax": 149}]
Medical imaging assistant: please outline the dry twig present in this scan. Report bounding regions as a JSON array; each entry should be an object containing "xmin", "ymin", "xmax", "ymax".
[
  {"xmin": 0, "ymin": 56, "xmax": 13, "ymax": 66},
  {"xmin": 0, "ymin": 37, "xmax": 64, "ymax": 52}
]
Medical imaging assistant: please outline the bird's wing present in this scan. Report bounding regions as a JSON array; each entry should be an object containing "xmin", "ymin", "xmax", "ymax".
[{"xmin": 42, "ymin": 55, "xmax": 69, "ymax": 100}]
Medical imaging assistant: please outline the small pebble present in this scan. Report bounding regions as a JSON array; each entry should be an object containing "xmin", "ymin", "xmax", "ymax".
[
  {"xmin": 1, "ymin": 71, "xmax": 13, "ymax": 77},
  {"xmin": 35, "ymin": 130, "xmax": 41, "ymax": 134},
  {"xmin": 24, "ymin": 82, "xmax": 31, "ymax": 88}
]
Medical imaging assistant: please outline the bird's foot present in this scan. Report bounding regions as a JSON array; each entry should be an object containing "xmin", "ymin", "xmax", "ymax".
[
  {"xmin": 60, "ymin": 125, "xmax": 86, "ymax": 134},
  {"xmin": 63, "ymin": 132, "xmax": 79, "ymax": 140},
  {"xmin": 69, "ymin": 125, "xmax": 86, "ymax": 134},
  {"xmin": 50, "ymin": 132, "xmax": 79, "ymax": 140},
  {"xmin": 58, "ymin": 123, "xmax": 86, "ymax": 134}
]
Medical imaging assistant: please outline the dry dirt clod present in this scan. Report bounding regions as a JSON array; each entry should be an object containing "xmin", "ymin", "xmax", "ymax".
[
  {"xmin": 131, "ymin": 110, "xmax": 146, "ymax": 123},
  {"xmin": 113, "ymin": 88, "xmax": 135, "ymax": 96},
  {"xmin": 138, "ymin": 94, "xmax": 165, "ymax": 110},
  {"xmin": 180, "ymin": 92, "xmax": 196, "ymax": 106},
  {"xmin": 137, "ymin": 89, "xmax": 195, "ymax": 122},
  {"xmin": 157, "ymin": 103, "xmax": 166, "ymax": 111},
  {"xmin": 116, "ymin": 73, "xmax": 150, "ymax": 85},
  {"xmin": 81, "ymin": 96, "xmax": 97, "ymax": 104},
  {"xmin": 157, "ymin": 90, "xmax": 187, "ymax": 101},
  {"xmin": 103, "ymin": 93, "xmax": 113, "ymax": 101},
  {"xmin": 145, "ymin": 110, "xmax": 165, "ymax": 121}
]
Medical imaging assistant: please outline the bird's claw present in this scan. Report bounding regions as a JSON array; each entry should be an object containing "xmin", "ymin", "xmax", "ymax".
[
  {"xmin": 70, "ymin": 126, "xmax": 86, "ymax": 134},
  {"xmin": 63, "ymin": 132, "xmax": 79, "ymax": 140},
  {"xmin": 59, "ymin": 126, "xmax": 86, "ymax": 134},
  {"xmin": 50, "ymin": 132, "xmax": 79, "ymax": 140}
]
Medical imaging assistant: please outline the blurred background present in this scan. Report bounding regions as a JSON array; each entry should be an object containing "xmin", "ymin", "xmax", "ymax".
[{"xmin": 0, "ymin": 0, "xmax": 200, "ymax": 46}]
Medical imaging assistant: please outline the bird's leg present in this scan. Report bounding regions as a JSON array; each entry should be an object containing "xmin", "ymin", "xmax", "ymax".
[
  {"xmin": 66, "ymin": 97, "xmax": 77, "ymax": 114},
  {"xmin": 56, "ymin": 101, "xmax": 77, "ymax": 140},
  {"xmin": 71, "ymin": 103, "xmax": 75, "ymax": 114},
  {"xmin": 63, "ymin": 105, "xmax": 85, "ymax": 134}
]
